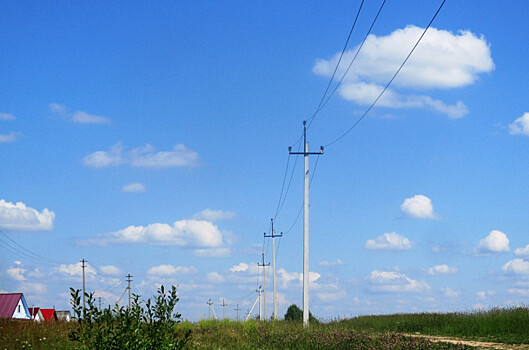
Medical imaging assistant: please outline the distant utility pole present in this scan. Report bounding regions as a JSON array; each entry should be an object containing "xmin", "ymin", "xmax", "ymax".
[
  {"xmin": 264, "ymin": 218, "xmax": 282, "ymax": 320},
  {"xmin": 289, "ymin": 120, "xmax": 324, "ymax": 328},
  {"xmin": 207, "ymin": 299, "xmax": 214, "ymax": 320},
  {"xmin": 257, "ymin": 285, "xmax": 263, "ymax": 321},
  {"xmin": 258, "ymin": 253, "xmax": 270, "ymax": 320},
  {"xmin": 99, "ymin": 297, "xmax": 102, "ymax": 310},
  {"xmin": 221, "ymin": 298, "xmax": 227, "ymax": 319},
  {"xmin": 81, "ymin": 258, "xmax": 87, "ymax": 317},
  {"xmin": 126, "ymin": 273, "xmax": 133, "ymax": 310},
  {"xmin": 234, "ymin": 304, "xmax": 241, "ymax": 322}
]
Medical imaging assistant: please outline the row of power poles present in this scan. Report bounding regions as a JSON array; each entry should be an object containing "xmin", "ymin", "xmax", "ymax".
[{"xmin": 80, "ymin": 258, "xmax": 134, "ymax": 315}]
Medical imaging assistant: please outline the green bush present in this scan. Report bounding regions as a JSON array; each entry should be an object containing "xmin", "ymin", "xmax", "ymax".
[{"xmin": 69, "ymin": 285, "xmax": 190, "ymax": 349}]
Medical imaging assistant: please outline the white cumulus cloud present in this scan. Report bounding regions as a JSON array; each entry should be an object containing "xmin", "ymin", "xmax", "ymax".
[
  {"xmin": 478, "ymin": 230, "xmax": 510, "ymax": 253},
  {"xmin": 401, "ymin": 195, "xmax": 438, "ymax": 219},
  {"xmin": 0, "ymin": 132, "xmax": 18, "ymax": 143},
  {"xmin": 206, "ymin": 272, "xmax": 226, "ymax": 283},
  {"xmin": 443, "ymin": 287, "xmax": 460, "ymax": 299},
  {"xmin": 502, "ymin": 258, "xmax": 529, "ymax": 275},
  {"xmin": 367, "ymin": 270, "xmax": 430, "ymax": 293},
  {"xmin": 319, "ymin": 259, "xmax": 346, "ymax": 267},
  {"xmin": 121, "ymin": 183, "xmax": 146, "ymax": 193},
  {"xmin": 230, "ymin": 262, "xmax": 249, "ymax": 272},
  {"xmin": 83, "ymin": 142, "xmax": 199, "ymax": 168},
  {"xmin": 7, "ymin": 266, "xmax": 26, "ymax": 281},
  {"xmin": 98, "ymin": 265, "xmax": 123, "ymax": 275},
  {"xmin": 515, "ymin": 244, "xmax": 529, "ymax": 256},
  {"xmin": 313, "ymin": 25, "xmax": 493, "ymax": 118},
  {"xmin": 509, "ymin": 113, "xmax": 529, "ymax": 136},
  {"xmin": 0, "ymin": 199, "xmax": 55, "ymax": 231},
  {"xmin": 147, "ymin": 264, "xmax": 197, "ymax": 276},
  {"xmin": 82, "ymin": 219, "xmax": 228, "ymax": 258},
  {"xmin": 193, "ymin": 209, "xmax": 236, "ymax": 221},
  {"xmin": 365, "ymin": 232, "xmax": 412, "ymax": 251},
  {"xmin": 0, "ymin": 112, "xmax": 16, "ymax": 120},
  {"xmin": 56, "ymin": 262, "xmax": 97, "ymax": 278},
  {"xmin": 427, "ymin": 264, "xmax": 458, "ymax": 275},
  {"xmin": 49, "ymin": 103, "xmax": 111, "ymax": 124}
]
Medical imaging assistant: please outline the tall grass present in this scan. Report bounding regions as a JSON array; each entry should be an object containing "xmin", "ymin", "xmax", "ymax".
[{"xmin": 334, "ymin": 306, "xmax": 529, "ymax": 344}]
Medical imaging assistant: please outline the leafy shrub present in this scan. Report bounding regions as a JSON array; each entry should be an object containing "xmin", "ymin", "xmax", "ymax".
[
  {"xmin": 284, "ymin": 304, "xmax": 318, "ymax": 323},
  {"xmin": 69, "ymin": 285, "xmax": 190, "ymax": 349}
]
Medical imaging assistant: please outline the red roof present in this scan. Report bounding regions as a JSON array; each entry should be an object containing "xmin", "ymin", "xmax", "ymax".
[
  {"xmin": 29, "ymin": 307, "xmax": 41, "ymax": 318},
  {"xmin": 40, "ymin": 308, "xmax": 57, "ymax": 321},
  {"xmin": 0, "ymin": 293, "xmax": 23, "ymax": 319}
]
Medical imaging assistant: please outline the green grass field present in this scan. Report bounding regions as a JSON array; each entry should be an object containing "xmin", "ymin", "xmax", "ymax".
[{"xmin": 2, "ymin": 307, "xmax": 528, "ymax": 349}]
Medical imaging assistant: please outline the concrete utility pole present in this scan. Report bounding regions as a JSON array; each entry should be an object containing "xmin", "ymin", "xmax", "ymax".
[
  {"xmin": 221, "ymin": 298, "xmax": 227, "ymax": 319},
  {"xmin": 264, "ymin": 219, "xmax": 282, "ymax": 320},
  {"xmin": 234, "ymin": 304, "xmax": 241, "ymax": 322},
  {"xmin": 126, "ymin": 273, "xmax": 133, "ymax": 310},
  {"xmin": 258, "ymin": 253, "xmax": 270, "ymax": 320},
  {"xmin": 289, "ymin": 120, "xmax": 324, "ymax": 328},
  {"xmin": 207, "ymin": 299, "xmax": 213, "ymax": 320},
  {"xmin": 99, "ymin": 297, "xmax": 102, "ymax": 310},
  {"xmin": 257, "ymin": 285, "xmax": 263, "ymax": 321},
  {"xmin": 81, "ymin": 258, "xmax": 87, "ymax": 317}
]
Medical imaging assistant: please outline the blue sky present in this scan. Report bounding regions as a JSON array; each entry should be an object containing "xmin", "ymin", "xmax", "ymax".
[{"xmin": 1, "ymin": 0, "xmax": 529, "ymax": 321}]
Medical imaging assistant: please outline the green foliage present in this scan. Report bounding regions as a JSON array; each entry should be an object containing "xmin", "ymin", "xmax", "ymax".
[
  {"xmin": 284, "ymin": 303, "xmax": 318, "ymax": 323},
  {"xmin": 69, "ymin": 285, "xmax": 190, "ymax": 349}
]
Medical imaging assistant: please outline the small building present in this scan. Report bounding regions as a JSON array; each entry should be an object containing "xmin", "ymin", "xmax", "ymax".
[
  {"xmin": 56, "ymin": 310, "xmax": 71, "ymax": 322},
  {"xmin": 0, "ymin": 293, "xmax": 32, "ymax": 320},
  {"xmin": 40, "ymin": 308, "xmax": 58, "ymax": 321},
  {"xmin": 29, "ymin": 307, "xmax": 44, "ymax": 321}
]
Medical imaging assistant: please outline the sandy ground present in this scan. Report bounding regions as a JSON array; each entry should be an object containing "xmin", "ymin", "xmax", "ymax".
[{"xmin": 407, "ymin": 334, "xmax": 529, "ymax": 350}]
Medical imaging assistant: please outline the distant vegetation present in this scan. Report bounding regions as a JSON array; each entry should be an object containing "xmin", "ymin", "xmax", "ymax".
[
  {"xmin": 2, "ymin": 302, "xmax": 529, "ymax": 349},
  {"xmin": 332, "ymin": 307, "xmax": 529, "ymax": 345}
]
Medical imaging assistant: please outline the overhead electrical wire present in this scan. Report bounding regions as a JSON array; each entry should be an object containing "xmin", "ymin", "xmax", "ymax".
[
  {"xmin": 325, "ymin": 0, "xmax": 447, "ymax": 148},
  {"xmin": 308, "ymin": 0, "xmax": 387, "ymax": 130},
  {"xmin": 306, "ymin": 0, "xmax": 366, "ymax": 128}
]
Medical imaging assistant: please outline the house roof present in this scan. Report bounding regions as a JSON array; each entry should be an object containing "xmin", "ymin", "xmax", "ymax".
[
  {"xmin": 29, "ymin": 307, "xmax": 41, "ymax": 318},
  {"xmin": 0, "ymin": 293, "xmax": 23, "ymax": 319},
  {"xmin": 40, "ymin": 308, "xmax": 57, "ymax": 321}
]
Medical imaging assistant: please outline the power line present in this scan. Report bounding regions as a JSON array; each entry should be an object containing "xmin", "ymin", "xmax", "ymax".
[
  {"xmin": 310, "ymin": 0, "xmax": 387, "ymax": 130},
  {"xmin": 325, "ymin": 0, "xmax": 447, "ymax": 148},
  {"xmin": 306, "ymin": 0, "xmax": 366, "ymax": 128}
]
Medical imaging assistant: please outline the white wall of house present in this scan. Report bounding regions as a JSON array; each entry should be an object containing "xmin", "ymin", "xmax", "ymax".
[{"xmin": 12, "ymin": 299, "xmax": 31, "ymax": 319}]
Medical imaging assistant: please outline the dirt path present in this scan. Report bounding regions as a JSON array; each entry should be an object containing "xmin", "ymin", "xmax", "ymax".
[{"xmin": 407, "ymin": 334, "xmax": 529, "ymax": 350}]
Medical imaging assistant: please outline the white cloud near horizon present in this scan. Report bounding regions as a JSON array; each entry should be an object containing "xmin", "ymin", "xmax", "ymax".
[
  {"xmin": 509, "ymin": 113, "xmax": 529, "ymax": 136},
  {"xmin": 55, "ymin": 262, "xmax": 97, "ymax": 278},
  {"xmin": 478, "ymin": 230, "xmax": 510, "ymax": 253},
  {"xmin": 313, "ymin": 25, "xmax": 493, "ymax": 118},
  {"xmin": 427, "ymin": 264, "xmax": 458, "ymax": 275},
  {"xmin": 367, "ymin": 270, "xmax": 430, "ymax": 293},
  {"xmin": 121, "ymin": 183, "xmax": 146, "ymax": 193},
  {"xmin": 193, "ymin": 209, "xmax": 236, "ymax": 221},
  {"xmin": 400, "ymin": 195, "xmax": 438, "ymax": 219},
  {"xmin": 0, "ymin": 199, "xmax": 55, "ymax": 231},
  {"xmin": 83, "ymin": 142, "xmax": 199, "ymax": 169},
  {"xmin": 49, "ymin": 103, "xmax": 111, "ymax": 124},
  {"xmin": 365, "ymin": 232, "xmax": 412, "ymax": 251}
]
